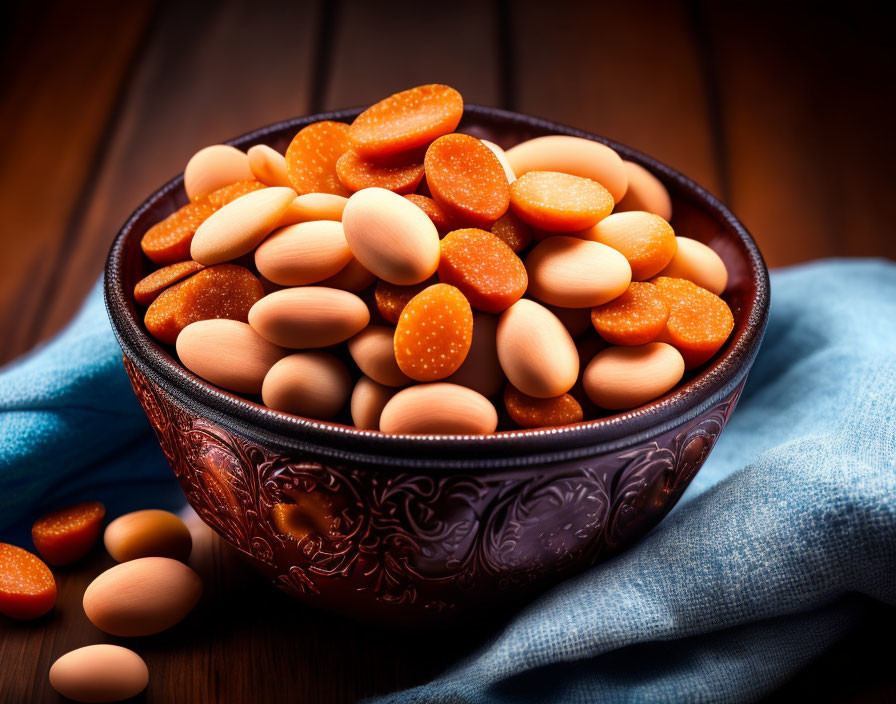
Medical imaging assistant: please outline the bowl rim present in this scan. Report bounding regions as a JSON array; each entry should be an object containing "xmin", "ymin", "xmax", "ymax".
[{"xmin": 104, "ymin": 104, "xmax": 770, "ymax": 470}]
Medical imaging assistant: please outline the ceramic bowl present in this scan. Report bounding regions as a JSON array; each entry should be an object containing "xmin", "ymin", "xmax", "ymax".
[{"xmin": 104, "ymin": 106, "xmax": 769, "ymax": 624}]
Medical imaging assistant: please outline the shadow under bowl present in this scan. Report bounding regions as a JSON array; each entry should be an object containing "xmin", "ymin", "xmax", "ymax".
[{"xmin": 104, "ymin": 105, "xmax": 769, "ymax": 625}]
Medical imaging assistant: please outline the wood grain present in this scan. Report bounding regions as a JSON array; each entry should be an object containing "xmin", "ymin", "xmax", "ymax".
[
  {"xmin": 511, "ymin": 0, "xmax": 723, "ymax": 198},
  {"xmin": 0, "ymin": 0, "xmax": 156, "ymax": 364},
  {"xmin": 702, "ymin": 2, "xmax": 896, "ymax": 267},
  {"xmin": 323, "ymin": 0, "xmax": 501, "ymax": 110},
  {"xmin": 32, "ymin": 0, "xmax": 322, "ymax": 361}
]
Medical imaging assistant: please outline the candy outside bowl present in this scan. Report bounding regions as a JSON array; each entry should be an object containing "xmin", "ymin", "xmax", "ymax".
[{"xmin": 104, "ymin": 105, "xmax": 769, "ymax": 625}]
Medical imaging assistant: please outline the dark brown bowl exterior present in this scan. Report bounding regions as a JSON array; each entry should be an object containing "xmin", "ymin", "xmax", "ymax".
[{"xmin": 105, "ymin": 106, "xmax": 769, "ymax": 624}]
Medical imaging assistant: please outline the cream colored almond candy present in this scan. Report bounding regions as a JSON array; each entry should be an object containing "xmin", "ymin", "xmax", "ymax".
[
  {"xmin": 176, "ymin": 319, "xmax": 285, "ymax": 394},
  {"xmin": 247, "ymin": 144, "xmax": 292, "ymax": 187},
  {"xmin": 83, "ymin": 557, "xmax": 202, "ymax": 637},
  {"xmin": 50, "ymin": 645, "xmax": 148, "ymax": 703},
  {"xmin": 191, "ymin": 186, "xmax": 296, "ymax": 265},
  {"xmin": 318, "ymin": 256, "xmax": 376, "ymax": 292},
  {"xmin": 583, "ymin": 342, "xmax": 684, "ymax": 410},
  {"xmin": 526, "ymin": 236, "xmax": 631, "ymax": 308},
  {"xmin": 278, "ymin": 193, "xmax": 349, "ymax": 227},
  {"xmin": 657, "ymin": 236, "xmax": 728, "ymax": 295},
  {"xmin": 505, "ymin": 135, "xmax": 627, "ymax": 202},
  {"xmin": 347, "ymin": 326, "xmax": 411, "ymax": 387},
  {"xmin": 480, "ymin": 139, "xmax": 516, "ymax": 183},
  {"xmin": 248, "ymin": 287, "xmax": 369, "ymax": 348},
  {"xmin": 379, "ymin": 383, "xmax": 498, "ymax": 435},
  {"xmin": 262, "ymin": 351, "xmax": 351, "ymax": 419},
  {"xmin": 615, "ymin": 161, "xmax": 672, "ymax": 221},
  {"xmin": 445, "ymin": 313, "xmax": 503, "ymax": 397},
  {"xmin": 342, "ymin": 187, "xmax": 440, "ymax": 285},
  {"xmin": 254, "ymin": 220, "xmax": 353, "ymax": 286},
  {"xmin": 351, "ymin": 376, "xmax": 397, "ymax": 430},
  {"xmin": 497, "ymin": 299, "xmax": 579, "ymax": 398},
  {"xmin": 104, "ymin": 509, "xmax": 192, "ymax": 563},
  {"xmin": 184, "ymin": 144, "xmax": 254, "ymax": 200}
]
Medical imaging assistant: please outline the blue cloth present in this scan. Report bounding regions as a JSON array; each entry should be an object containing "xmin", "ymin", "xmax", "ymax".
[{"xmin": 2, "ymin": 261, "xmax": 895, "ymax": 702}]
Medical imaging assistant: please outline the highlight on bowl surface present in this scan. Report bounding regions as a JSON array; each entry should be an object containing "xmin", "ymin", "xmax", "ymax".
[{"xmin": 134, "ymin": 84, "xmax": 734, "ymax": 435}]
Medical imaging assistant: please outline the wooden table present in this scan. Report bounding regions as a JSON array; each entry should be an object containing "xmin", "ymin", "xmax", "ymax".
[{"xmin": 1, "ymin": 1, "xmax": 894, "ymax": 701}]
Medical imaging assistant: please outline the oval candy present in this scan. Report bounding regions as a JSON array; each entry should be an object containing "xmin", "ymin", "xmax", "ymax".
[
  {"xmin": 342, "ymin": 187, "xmax": 440, "ymax": 285},
  {"xmin": 176, "ymin": 319, "xmax": 285, "ymax": 394},
  {"xmin": 497, "ymin": 299, "xmax": 579, "ymax": 398},
  {"xmin": 262, "ymin": 352, "xmax": 351, "ymax": 419},
  {"xmin": 578, "ymin": 211, "xmax": 677, "ymax": 281},
  {"xmin": 615, "ymin": 161, "xmax": 672, "ymax": 221},
  {"xmin": 583, "ymin": 342, "xmax": 685, "ymax": 410},
  {"xmin": 104, "ymin": 509, "xmax": 192, "ymax": 563},
  {"xmin": 190, "ymin": 186, "xmax": 297, "ymax": 265},
  {"xmin": 255, "ymin": 220, "xmax": 352, "ymax": 286},
  {"xmin": 83, "ymin": 557, "xmax": 202, "ymax": 636},
  {"xmin": 248, "ymin": 287, "xmax": 370, "ymax": 349},
  {"xmin": 50, "ymin": 645, "xmax": 149, "ymax": 703},
  {"xmin": 526, "ymin": 236, "xmax": 631, "ymax": 308},
  {"xmin": 278, "ymin": 193, "xmax": 349, "ymax": 227},
  {"xmin": 348, "ymin": 326, "xmax": 411, "ymax": 387},
  {"xmin": 657, "ymin": 236, "xmax": 728, "ymax": 295},
  {"xmin": 379, "ymin": 383, "xmax": 498, "ymax": 435},
  {"xmin": 350, "ymin": 376, "xmax": 397, "ymax": 430},
  {"xmin": 247, "ymin": 144, "xmax": 292, "ymax": 188},
  {"xmin": 184, "ymin": 144, "xmax": 253, "ymax": 201}
]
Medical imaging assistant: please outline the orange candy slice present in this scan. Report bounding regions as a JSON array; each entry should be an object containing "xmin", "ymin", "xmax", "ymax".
[
  {"xmin": 404, "ymin": 194, "xmax": 454, "ymax": 232},
  {"xmin": 0, "ymin": 543, "xmax": 57, "ymax": 619},
  {"xmin": 134, "ymin": 261, "xmax": 205, "ymax": 306},
  {"xmin": 145, "ymin": 264, "xmax": 264, "ymax": 344},
  {"xmin": 31, "ymin": 501, "xmax": 106, "ymax": 565},
  {"xmin": 140, "ymin": 180, "xmax": 265, "ymax": 265},
  {"xmin": 349, "ymin": 84, "xmax": 463, "ymax": 159},
  {"xmin": 140, "ymin": 199, "xmax": 215, "ymax": 265},
  {"xmin": 285, "ymin": 121, "xmax": 352, "ymax": 196},
  {"xmin": 204, "ymin": 179, "xmax": 266, "ymax": 209},
  {"xmin": 394, "ymin": 283, "xmax": 473, "ymax": 381},
  {"xmin": 591, "ymin": 281, "xmax": 670, "ymax": 346},
  {"xmin": 424, "ymin": 134, "xmax": 511, "ymax": 228},
  {"xmin": 336, "ymin": 149, "xmax": 424, "ymax": 194},
  {"xmin": 510, "ymin": 171, "xmax": 613, "ymax": 232},
  {"xmin": 374, "ymin": 278, "xmax": 435, "ymax": 324},
  {"xmin": 438, "ymin": 228, "xmax": 527, "ymax": 313},
  {"xmin": 653, "ymin": 276, "xmax": 735, "ymax": 368},
  {"xmin": 490, "ymin": 211, "xmax": 533, "ymax": 252},
  {"xmin": 503, "ymin": 384, "xmax": 583, "ymax": 429}
]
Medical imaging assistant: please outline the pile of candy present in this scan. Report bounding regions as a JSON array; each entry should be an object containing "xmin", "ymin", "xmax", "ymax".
[{"xmin": 134, "ymin": 84, "xmax": 733, "ymax": 435}]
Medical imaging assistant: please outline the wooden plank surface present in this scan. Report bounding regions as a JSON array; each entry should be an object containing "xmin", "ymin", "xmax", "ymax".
[
  {"xmin": 0, "ymin": 0, "xmax": 156, "ymax": 364},
  {"xmin": 33, "ymin": 0, "xmax": 322, "ymax": 361}
]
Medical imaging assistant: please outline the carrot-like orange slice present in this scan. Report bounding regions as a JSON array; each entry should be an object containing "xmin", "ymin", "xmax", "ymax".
[
  {"xmin": 336, "ymin": 149, "xmax": 424, "ymax": 194},
  {"xmin": 31, "ymin": 501, "xmax": 105, "ymax": 565},
  {"xmin": 394, "ymin": 283, "xmax": 473, "ymax": 381},
  {"xmin": 144, "ymin": 264, "xmax": 264, "ymax": 344},
  {"xmin": 503, "ymin": 385, "xmax": 583, "ymax": 428},
  {"xmin": 285, "ymin": 121, "xmax": 352, "ymax": 196},
  {"xmin": 438, "ymin": 228, "xmax": 527, "ymax": 313},
  {"xmin": 653, "ymin": 276, "xmax": 734, "ymax": 368},
  {"xmin": 349, "ymin": 84, "xmax": 463, "ymax": 159},
  {"xmin": 591, "ymin": 281, "xmax": 670, "ymax": 346},
  {"xmin": 510, "ymin": 171, "xmax": 613, "ymax": 233},
  {"xmin": 0, "ymin": 543, "xmax": 57, "ymax": 619},
  {"xmin": 134, "ymin": 261, "xmax": 205, "ymax": 306},
  {"xmin": 424, "ymin": 134, "xmax": 510, "ymax": 228}
]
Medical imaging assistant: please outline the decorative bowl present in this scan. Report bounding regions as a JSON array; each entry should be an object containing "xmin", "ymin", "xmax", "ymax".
[{"xmin": 104, "ymin": 105, "xmax": 769, "ymax": 625}]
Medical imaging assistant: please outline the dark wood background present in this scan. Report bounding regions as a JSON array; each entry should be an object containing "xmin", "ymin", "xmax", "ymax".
[{"xmin": 1, "ymin": 1, "xmax": 894, "ymax": 702}]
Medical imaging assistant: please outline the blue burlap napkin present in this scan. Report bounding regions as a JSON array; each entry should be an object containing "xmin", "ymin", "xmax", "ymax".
[{"xmin": 2, "ymin": 260, "xmax": 894, "ymax": 702}]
